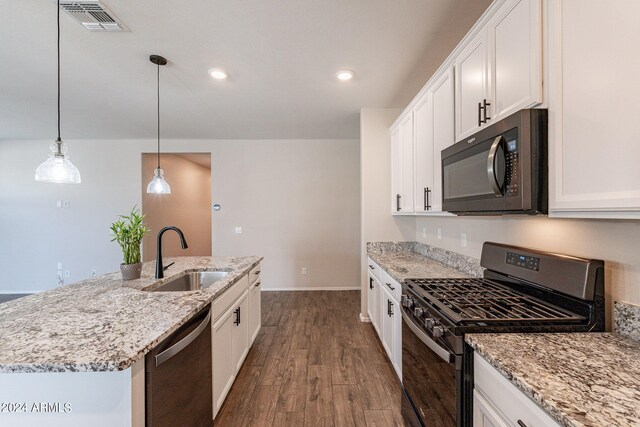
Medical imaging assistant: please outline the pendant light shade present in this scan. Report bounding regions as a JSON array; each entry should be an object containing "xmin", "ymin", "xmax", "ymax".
[
  {"xmin": 35, "ymin": 0, "xmax": 81, "ymax": 184},
  {"xmin": 146, "ymin": 54, "xmax": 170, "ymax": 194}
]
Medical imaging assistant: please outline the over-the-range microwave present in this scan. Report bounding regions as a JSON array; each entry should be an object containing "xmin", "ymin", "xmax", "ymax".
[{"xmin": 441, "ymin": 108, "xmax": 547, "ymax": 215}]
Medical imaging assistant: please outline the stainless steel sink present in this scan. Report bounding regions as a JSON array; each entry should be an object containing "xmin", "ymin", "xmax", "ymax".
[{"xmin": 146, "ymin": 271, "xmax": 229, "ymax": 292}]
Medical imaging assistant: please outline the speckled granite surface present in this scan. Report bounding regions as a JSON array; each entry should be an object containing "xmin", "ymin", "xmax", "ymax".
[
  {"xmin": 0, "ymin": 256, "xmax": 261, "ymax": 373},
  {"xmin": 466, "ymin": 333, "xmax": 640, "ymax": 427},
  {"xmin": 615, "ymin": 301, "xmax": 640, "ymax": 341},
  {"xmin": 366, "ymin": 241, "xmax": 482, "ymax": 282}
]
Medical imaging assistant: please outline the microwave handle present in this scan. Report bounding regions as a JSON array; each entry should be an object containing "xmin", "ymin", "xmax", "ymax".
[{"xmin": 487, "ymin": 136, "xmax": 504, "ymax": 197}]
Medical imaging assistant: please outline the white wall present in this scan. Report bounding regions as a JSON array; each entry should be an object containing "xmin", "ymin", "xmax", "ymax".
[
  {"xmin": 415, "ymin": 216, "xmax": 640, "ymax": 329},
  {"xmin": 0, "ymin": 139, "xmax": 360, "ymax": 292},
  {"xmin": 359, "ymin": 109, "xmax": 416, "ymax": 316}
]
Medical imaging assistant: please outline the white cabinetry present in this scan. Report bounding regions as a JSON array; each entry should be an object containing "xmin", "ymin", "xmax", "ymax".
[
  {"xmin": 474, "ymin": 353, "xmax": 561, "ymax": 427},
  {"xmin": 212, "ymin": 269, "xmax": 261, "ymax": 419},
  {"xmin": 367, "ymin": 265, "xmax": 381, "ymax": 334},
  {"xmin": 547, "ymin": 0, "xmax": 640, "ymax": 218},
  {"xmin": 455, "ymin": 0, "xmax": 542, "ymax": 141},
  {"xmin": 378, "ymin": 271, "xmax": 402, "ymax": 380},
  {"xmin": 391, "ymin": 113, "xmax": 415, "ymax": 214}
]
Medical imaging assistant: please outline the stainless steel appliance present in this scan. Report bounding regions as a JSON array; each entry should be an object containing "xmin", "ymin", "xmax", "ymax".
[
  {"xmin": 145, "ymin": 305, "xmax": 212, "ymax": 427},
  {"xmin": 441, "ymin": 109, "xmax": 547, "ymax": 215},
  {"xmin": 400, "ymin": 242, "xmax": 604, "ymax": 427}
]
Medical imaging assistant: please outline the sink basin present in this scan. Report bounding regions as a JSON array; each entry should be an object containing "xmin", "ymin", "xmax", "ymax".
[{"xmin": 147, "ymin": 271, "xmax": 229, "ymax": 292}]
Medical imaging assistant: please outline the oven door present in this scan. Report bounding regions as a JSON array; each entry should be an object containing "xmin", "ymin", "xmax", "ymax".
[{"xmin": 401, "ymin": 310, "xmax": 459, "ymax": 427}]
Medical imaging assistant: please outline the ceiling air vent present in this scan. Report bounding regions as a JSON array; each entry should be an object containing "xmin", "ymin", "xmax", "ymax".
[{"xmin": 59, "ymin": 1, "xmax": 128, "ymax": 32}]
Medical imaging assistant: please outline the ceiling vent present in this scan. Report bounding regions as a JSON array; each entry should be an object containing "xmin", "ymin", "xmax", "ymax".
[{"xmin": 59, "ymin": 1, "xmax": 128, "ymax": 32}]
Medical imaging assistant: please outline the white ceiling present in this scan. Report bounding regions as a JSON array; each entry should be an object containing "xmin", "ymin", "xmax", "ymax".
[{"xmin": 0, "ymin": 0, "xmax": 489, "ymax": 140}]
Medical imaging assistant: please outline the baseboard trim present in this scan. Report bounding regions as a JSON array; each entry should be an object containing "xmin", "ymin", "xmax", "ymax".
[
  {"xmin": 359, "ymin": 313, "xmax": 371, "ymax": 323},
  {"xmin": 262, "ymin": 287, "xmax": 361, "ymax": 292}
]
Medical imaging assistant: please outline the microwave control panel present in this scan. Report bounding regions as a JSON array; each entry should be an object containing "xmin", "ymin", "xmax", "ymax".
[{"xmin": 504, "ymin": 138, "xmax": 519, "ymax": 196}]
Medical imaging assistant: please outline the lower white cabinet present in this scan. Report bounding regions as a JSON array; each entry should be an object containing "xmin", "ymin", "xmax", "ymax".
[
  {"xmin": 474, "ymin": 353, "xmax": 561, "ymax": 427},
  {"xmin": 378, "ymin": 276, "xmax": 402, "ymax": 381},
  {"xmin": 367, "ymin": 270, "xmax": 380, "ymax": 334},
  {"xmin": 211, "ymin": 268, "xmax": 261, "ymax": 419}
]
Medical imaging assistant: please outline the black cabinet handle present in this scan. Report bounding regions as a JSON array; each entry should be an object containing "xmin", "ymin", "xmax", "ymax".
[
  {"xmin": 254, "ymin": 270, "xmax": 261, "ymax": 275},
  {"xmin": 478, "ymin": 101, "xmax": 483, "ymax": 126},
  {"xmin": 517, "ymin": 421, "xmax": 527, "ymax": 427},
  {"xmin": 386, "ymin": 282, "xmax": 395, "ymax": 291},
  {"xmin": 254, "ymin": 281, "xmax": 261, "ymax": 288},
  {"xmin": 424, "ymin": 187, "xmax": 431, "ymax": 211},
  {"xmin": 483, "ymin": 98, "xmax": 491, "ymax": 122},
  {"xmin": 369, "ymin": 278, "xmax": 374, "ymax": 290},
  {"xmin": 396, "ymin": 194, "xmax": 401, "ymax": 211},
  {"xmin": 369, "ymin": 264, "xmax": 375, "ymax": 270},
  {"xmin": 234, "ymin": 307, "xmax": 240, "ymax": 325},
  {"xmin": 387, "ymin": 300, "xmax": 392, "ymax": 317}
]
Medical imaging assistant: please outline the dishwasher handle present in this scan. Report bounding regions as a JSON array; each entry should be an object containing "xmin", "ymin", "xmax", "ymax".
[{"xmin": 155, "ymin": 308, "xmax": 211, "ymax": 367}]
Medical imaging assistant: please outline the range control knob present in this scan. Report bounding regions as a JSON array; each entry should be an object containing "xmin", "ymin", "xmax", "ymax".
[
  {"xmin": 401, "ymin": 294, "xmax": 407, "ymax": 306},
  {"xmin": 413, "ymin": 307, "xmax": 424, "ymax": 318},
  {"xmin": 432, "ymin": 326, "xmax": 444, "ymax": 338},
  {"xmin": 424, "ymin": 318, "xmax": 435, "ymax": 329}
]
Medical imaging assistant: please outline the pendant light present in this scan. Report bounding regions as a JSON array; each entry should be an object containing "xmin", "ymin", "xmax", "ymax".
[
  {"xmin": 35, "ymin": 0, "xmax": 81, "ymax": 184},
  {"xmin": 146, "ymin": 55, "xmax": 171, "ymax": 194}
]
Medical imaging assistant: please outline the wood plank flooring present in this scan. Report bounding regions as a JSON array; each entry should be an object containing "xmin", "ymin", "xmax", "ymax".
[{"xmin": 215, "ymin": 291, "xmax": 405, "ymax": 427}]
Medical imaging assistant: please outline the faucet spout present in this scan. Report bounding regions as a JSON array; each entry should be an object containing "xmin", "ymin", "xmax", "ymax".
[{"xmin": 155, "ymin": 226, "xmax": 188, "ymax": 279}]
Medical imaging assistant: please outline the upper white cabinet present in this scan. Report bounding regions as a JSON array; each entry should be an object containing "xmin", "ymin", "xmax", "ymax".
[
  {"xmin": 455, "ymin": 0, "xmax": 542, "ymax": 141},
  {"xmin": 413, "ymin": 92, "xmax": 433, "ymax": 212},
  {"xmin": 547, "ymin": 0, "xmax": 640, "ymax": 218},
  {"xmin": 390, "ymin": 112, "xmax": 415, "ymax": 214}
]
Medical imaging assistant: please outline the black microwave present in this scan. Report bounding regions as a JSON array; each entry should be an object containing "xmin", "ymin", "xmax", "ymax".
[{"xmin": 441, "ymin": 109, "xmax": 547, "ymax": 215}]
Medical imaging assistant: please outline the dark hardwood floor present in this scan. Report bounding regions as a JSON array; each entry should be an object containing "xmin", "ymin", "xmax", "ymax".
[{"xmin": 214, "ymin": 290, "xmax": 405, "ymax": 427}]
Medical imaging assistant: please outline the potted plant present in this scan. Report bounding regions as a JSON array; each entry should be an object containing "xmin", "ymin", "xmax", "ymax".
[{"xmin": 110, "ymin": 206, "xmax": 149, "ymax": 280}]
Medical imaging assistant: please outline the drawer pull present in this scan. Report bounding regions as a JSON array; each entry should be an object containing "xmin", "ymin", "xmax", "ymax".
[
  {"xmin": 386, "ymin": 282, "xmax": 395, "ymax": 291},
  {"xmin": 254, "ymin": 281, "xmax": 261, "ymax": 288},
  {"xmin": 369, "ymin": 264, "xmax": 375, "ymax": 270},
  {"xmin": 517, "ymin": 421, "xmax": 527, "ymax": 427},
  {"xmin": 254, "ymin": 270, "xmax": 261, "ymax": 275}
]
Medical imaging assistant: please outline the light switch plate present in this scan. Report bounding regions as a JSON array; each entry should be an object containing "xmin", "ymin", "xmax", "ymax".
[
  {"xmin": 234, "ymin": 226, "xmax": 243, "ymax": 234},
  {"xmin": 437, "ymin": 228, "xmax": 442, "ymax": 240},
  {"xmin": 461, "ymin": 233, "xmax": 467, "ymax": 247}
]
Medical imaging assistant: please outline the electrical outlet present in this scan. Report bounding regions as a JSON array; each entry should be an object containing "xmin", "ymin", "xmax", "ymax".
[
  {"xmin": 64, "ymin": 270, "xmax": 70, "ymax": 278},
  {"xmin": 422, "ymin": 227, "xmax": 427, "ymax": 238},
  {"xmin": 437, "ymin": 228, "xmax": 442, "ymax": 240},
  {"xmin": 91, "ymin": 269, "xmax": 97, "ymax": 278},
  {"xmin": 301, "ymin": 267, "xmax": 308, "ymax": 275},
  {"xmin": 56, "ymin": 200, "xmax": 62, "ymax": 208},
  {"xmin": 234, "ymin": 226, "xmax": 243, "ymax": 234},
  {"xmin": 63, "ymin": 200, "xmax": 70, "ymax": 208},
  {"xmin": 461, "ymin": 233, "xmax": 467, "ymax": 248}
]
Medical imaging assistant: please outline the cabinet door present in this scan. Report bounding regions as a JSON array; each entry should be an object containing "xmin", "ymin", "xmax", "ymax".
[
  {"xmin": 390, "ymin": 125, "xmax": 402, "ymax": 214},
  {"xmin": 248, "ymin": 278, "xmax": 261, "ymax": 345},
  {"xmin": 212, "ymin": 307, "xmax": 236, "ymax": 416},
  {"xmin": 487, "ymin": 0, "xmax": 542, "ymax": 122},
  {"xmin": 548, "ymin": 0, "xmax": 640, "ymax": 217},
  {"xmin": 389, "ymin": 296, "xmax": 401, "ymax": 380},
  {"xmin": 379, "ymin": 288, "xmax": 394, "ymax": 362},
  {"xmin": 399, "ymin": 112, "xmax": 415, "ymax": 213},
  {"xmin": 430, "ymin": 66, "xmax": 455, "ymax": 213},
  {"xmin": 232, "ymin": 291, "xmax": 250, "ymax": 372},
  {"xmin": 473, "ymin": 390, "xmax": 509, "ymax": 427},
  {"xmin": 367, "ymin": 272, "xmax": 380, "ymax": 334},
  {"xmin": 413, "ymin": 93, "xmax": 434, "ymax": 212},
  {"xmin": 455, "ymin": 31, "xmax": 487, "ymax": 141}
]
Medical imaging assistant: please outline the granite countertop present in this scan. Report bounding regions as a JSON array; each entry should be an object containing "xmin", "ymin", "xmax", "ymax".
[
  {"xmin": 466, "ymin": 333, "xmax": 640, "ymax": 427},
  {"xmin": 366, "ymin": 241, "xmax": 482, "ymax": 281},
  {"xmin": 0, "ymin": 256, "xmax": 261, "ymax": 374}
]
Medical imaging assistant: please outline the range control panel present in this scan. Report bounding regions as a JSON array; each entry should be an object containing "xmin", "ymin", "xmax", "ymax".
[{"xmin": 506, "ymin": 252, "xmax": 540, "ymax": 271}]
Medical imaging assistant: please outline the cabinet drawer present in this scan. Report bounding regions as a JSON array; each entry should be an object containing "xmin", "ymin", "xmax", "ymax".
[
  {"xmin": 249, "ymin": 264, "xmax": 261, "ymax": 285},
  {"xmin": 366, "ymin": 257, "xmax": 382, "ymax": 281},
  {"xmin": 474, "ymin": 354, "xmax": 561, "ymax": 427},
  {"xmin": 213, "ymin": 274, "xmax": 249, "ymax": 322},
  {"xmin": 380, "ymin": 270, "xmax": 401, "ymax": 302}
]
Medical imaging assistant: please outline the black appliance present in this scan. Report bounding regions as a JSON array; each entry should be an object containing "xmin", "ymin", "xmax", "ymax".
[
  {"xmin": 400, "ymin": 242, "xmax": 604, "ymax": 427},
  {"xmin": 146, "ymin": 305, "xmax": 212, "ymax": 427},
  {"xmin": 441, "ymin": 109, "xmax": 547, "ymax": 215}
]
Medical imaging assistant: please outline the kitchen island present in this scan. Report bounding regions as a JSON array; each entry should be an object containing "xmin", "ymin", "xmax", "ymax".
[{"xmin": 0, "ymin": 256, "xmax": 261, "ymax": 426}]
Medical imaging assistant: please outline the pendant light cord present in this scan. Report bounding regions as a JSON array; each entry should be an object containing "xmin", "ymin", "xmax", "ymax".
[
  {"xmin": 157, "ymin": 62, "xmax": 160, "ymax": 169},
  {"xmin": 56, "ymin": 0, "xmax": 61, "ymax": 143}
]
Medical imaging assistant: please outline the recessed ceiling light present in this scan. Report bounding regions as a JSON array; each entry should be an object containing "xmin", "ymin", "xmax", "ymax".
[
  {"xmin": 208, "ymin": 68, "xmax": 228, "ymax": 80},
  {"xmin": 336, "ymin": 70, "xmax": 355, "ymax": 81}
]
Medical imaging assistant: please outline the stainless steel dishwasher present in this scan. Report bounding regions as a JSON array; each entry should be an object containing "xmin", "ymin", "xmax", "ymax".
[{"xmin": 145, "ymin": 305, "xmax": 212, "ymax": 427}]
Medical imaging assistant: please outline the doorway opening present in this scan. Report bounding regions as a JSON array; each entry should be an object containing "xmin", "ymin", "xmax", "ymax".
[{"xmin": 141, "ymin": 153, "xmax": 212, "ymax": 262}]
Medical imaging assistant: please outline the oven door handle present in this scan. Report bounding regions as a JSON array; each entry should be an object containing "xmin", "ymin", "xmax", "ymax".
[
  {"xmin": 487, "ymin": 135, "xmax": 504, "ymax": 197},
  {"xmin": 402, "ymin": 310, "xmax": 455, "ymax": 364}
]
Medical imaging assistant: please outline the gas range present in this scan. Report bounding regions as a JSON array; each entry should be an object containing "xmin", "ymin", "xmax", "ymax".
[{"xmin": 400, "ymin": 242, "xmax": 605, "ymax": 427}]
